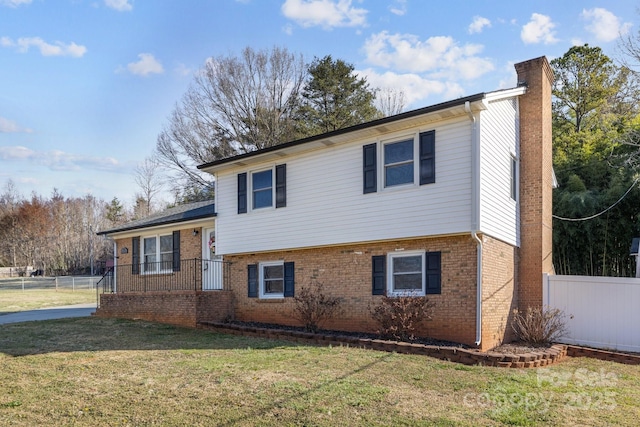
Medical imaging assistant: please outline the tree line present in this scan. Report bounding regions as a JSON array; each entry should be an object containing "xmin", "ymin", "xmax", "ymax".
[{"xmin": 551, "ymin": 44, "xmax": 640, "ymax": 276}]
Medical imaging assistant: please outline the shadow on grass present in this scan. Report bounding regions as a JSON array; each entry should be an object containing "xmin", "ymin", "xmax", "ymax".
[
  {"xmin": 0, "ymin": 317, "xmax": 299, "ymax": 357},
  {"xmin": 218, "ymin": 352, "xmax": 392, "ymax": 427}
]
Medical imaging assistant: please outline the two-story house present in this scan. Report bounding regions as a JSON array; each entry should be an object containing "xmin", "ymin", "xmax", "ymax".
[{"xmin": 196, "ymin": 56, "xmax": 554, "ymax": 350}]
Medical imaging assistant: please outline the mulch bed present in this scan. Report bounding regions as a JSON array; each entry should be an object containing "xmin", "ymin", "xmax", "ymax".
[{"xmin": 227, "ymin": 320, "xmax": 470, "ymax": 349}]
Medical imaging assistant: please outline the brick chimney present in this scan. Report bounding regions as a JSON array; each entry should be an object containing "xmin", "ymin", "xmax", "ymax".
[{"xmin": 515, "ymin": 57, "xmax": 554, "ymax": 310}]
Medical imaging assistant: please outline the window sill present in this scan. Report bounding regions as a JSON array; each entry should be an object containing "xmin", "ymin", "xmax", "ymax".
[{"xmin": 257, "ymin": 298, "xmax": 285, "ymax": 303}]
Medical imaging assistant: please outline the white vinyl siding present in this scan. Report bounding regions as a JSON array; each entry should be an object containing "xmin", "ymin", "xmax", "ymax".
[
  {"xmin": 478, "ymin": 97, "xmax": 520, "ymax": 246},
  {"xmin": 215, "ymin": 117, "xmax": 473, "ymax": 255}
]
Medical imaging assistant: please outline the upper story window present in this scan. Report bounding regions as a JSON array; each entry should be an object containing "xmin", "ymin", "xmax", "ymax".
[
  {"xmin": 384, "ymin": 139, "xmax": 414, "ymax": 187},
  {"xmin": 252, "ymin": 169, "xmax": 273, "ymax": 209},
  {"xmin": 363, "ymin": 130, "xmax": 435, "ymax": 194},
  {"xmin": 238, "ymin": 164, "xmax": 286, "ymax": 214}
]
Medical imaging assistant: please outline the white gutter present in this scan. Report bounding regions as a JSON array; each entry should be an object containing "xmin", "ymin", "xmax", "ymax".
[{"xmin": 465, "ymin": 101, "xmax": 483, "ymax": 347}]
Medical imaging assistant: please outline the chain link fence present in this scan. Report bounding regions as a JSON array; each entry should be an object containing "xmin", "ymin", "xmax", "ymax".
[{"xmin": 0, "ymin": 276, "xmax": 100, "ymax": 291}]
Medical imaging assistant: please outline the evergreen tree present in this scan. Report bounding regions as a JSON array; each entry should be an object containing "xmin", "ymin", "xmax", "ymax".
[{"xmin": 296, "ymin": 55, "xmax": 380, "ymax": 136}]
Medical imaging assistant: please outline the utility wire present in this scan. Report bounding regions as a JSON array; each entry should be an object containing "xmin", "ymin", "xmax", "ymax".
[{"xmin": 552, "ymin": 177, "xmax": 640, "ymax": 222}]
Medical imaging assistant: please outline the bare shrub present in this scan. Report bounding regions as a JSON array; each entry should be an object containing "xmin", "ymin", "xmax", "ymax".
[
  {"xmin": 369, "ymin": 294, "xmax": 435, "ymax": 341},
  {"xmin": 292, "ymin": 282, "xmax": 342, "ymax": 333},
  {"xmin": 511, "ymin": 307, "xmax": 568, "ymax": 346}
]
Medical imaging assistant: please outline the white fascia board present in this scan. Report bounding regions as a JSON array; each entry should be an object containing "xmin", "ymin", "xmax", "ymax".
[
  {"xmin": 103, "ymin": 217, "xmax": 214, "ymax": 240},
  {"xmin": 483, "ymin": 86, "xmax": 527, "ymax": 103}
]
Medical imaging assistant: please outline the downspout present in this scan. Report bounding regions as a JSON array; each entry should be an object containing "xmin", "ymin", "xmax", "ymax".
[{"xmin": 465, "ymin": 101, "xmax": 483, "ymax": 347}]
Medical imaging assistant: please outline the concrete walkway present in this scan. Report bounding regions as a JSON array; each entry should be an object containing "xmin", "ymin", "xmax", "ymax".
[{"xmin": 0, "ymin": 303, "xmax": 96, "ymax": 324}]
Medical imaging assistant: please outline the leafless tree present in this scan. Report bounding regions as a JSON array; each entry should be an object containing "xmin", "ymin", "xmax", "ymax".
[
  {"xmin": 133, "ymin": 156, "xmax": 165, "ymax": 216},
  {"xmin": 155, "ymin": 46, "xmax": 306, "ymax": 190},
  {"xmin": 0, "ymin": 180, "xmax": 22, "ymax": 267},
  {"xmin": 375, "ymin": 87, "xmax": 407, "ymax": 117}
]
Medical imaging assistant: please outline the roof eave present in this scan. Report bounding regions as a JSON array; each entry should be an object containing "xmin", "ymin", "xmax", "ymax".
[
  {"xmin": 97, "ymin": 212, "xmax": 216, "ymax": 237},
  {"xmin": 198, "ymin": 92, "xmax": 488, "ymax": 174}
]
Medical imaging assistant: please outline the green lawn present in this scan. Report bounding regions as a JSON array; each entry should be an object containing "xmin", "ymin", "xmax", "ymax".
[
  {"xmin": 0, "ymin": 318, "xmax": 638, "ymax": 426},
  {"xmin": 0, "ymin": 289, "xmax": 96, "ymax": 313}
]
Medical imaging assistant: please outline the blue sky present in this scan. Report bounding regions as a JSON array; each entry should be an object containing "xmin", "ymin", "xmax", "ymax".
[{"xmin": 0, "ymin": 0, "xmax": 637, "ymax": 206}]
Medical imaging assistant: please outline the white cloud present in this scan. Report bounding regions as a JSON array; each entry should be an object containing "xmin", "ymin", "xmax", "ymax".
[
  {"xmin": 521, "ymin": 13, "xmax": 558, "ymax": 45},
  {"xmin": 362, "ymin": 31, "xmax": 494, "ymax": 79},
  {"xmin": 0, "ymin": 117, "xmax": 32, "ymax": 133},
  {"xmin": 126, "ymin": 53, "xmax": 164, "ymax": 76},
  {"xmin": 389, "ymin": 0, "xmax": 406, "ymax": 16},
  {"xmin": 0, "ymin": 146, "xmax": 129, "ymax": 173},
  {"xmin": 104, "ymin": 0, "xmax": 132, "ymax": 12},
  {"xmin": 281, "ymin": 0, "xmax": 367, "ymax": 29},
  {"xmin": 468, "ymin": 16, "xmax": 491, "ymax": 34},
  {"xmin": 581, "ymin": 8, "xmax": 631, "ymax": 42},
  {"xmin": 0, "ymin": 36, "xmax": 87, "ymax": 57},
  {"xmin": 359, "ymin": 68, "xmax": 465, "ymax": 107},
  {"xmin": 0, "ymin": 0, "xmax": 31, "ymax": 7}
]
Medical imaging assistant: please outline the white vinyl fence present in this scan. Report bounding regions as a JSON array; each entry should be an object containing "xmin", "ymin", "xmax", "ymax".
[{"xmin": 543, "ymin": 273, "xmax": 640, "ymax": 353}]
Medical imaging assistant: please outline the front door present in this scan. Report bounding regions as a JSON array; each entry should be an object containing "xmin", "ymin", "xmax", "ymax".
[{"xmin": 202, "ymin": 227, "xmax": 223, "ymax": 290}]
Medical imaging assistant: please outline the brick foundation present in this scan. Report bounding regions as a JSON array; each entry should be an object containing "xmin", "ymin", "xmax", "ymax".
[{"xmin": 95, "ymin": 290, "xmax": 234, "ymax": 328}]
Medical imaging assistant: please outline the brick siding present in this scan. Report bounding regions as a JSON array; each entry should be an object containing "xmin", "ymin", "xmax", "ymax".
[
  {"xmin": 226, "ymin": 235, "xmax": 486, "ymax": 347},
  {"xmin": 95, "ymin": 290, "xmax": 234, "ymax": 327},
  {"xmin": 481, "ymin": 235, "xmax": 518, "ymax": 349},
  {"xmin": 515, "ymin": 57, "xmax": 554, "ymax": 310}
]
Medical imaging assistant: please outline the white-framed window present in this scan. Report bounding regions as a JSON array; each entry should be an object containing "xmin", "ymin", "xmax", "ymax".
[
  {"xmin": 142, "ymin": 234, "xmax": 173, "ymax": 273},
  {"xmin": 510, "ymin": 154, "xmax": 519, "ymax": 201},
  {"xmin": 365, "ymin": 130, "xmax": 434, "ymax": 193},
  {"xmin": 387, "ymin": 251, "xmax": 425, "ymax": 296},
  {"xmin": 252, "ymin": 169, "xmax": 273, "ymax": 209},
  {"xmin": 259, "ymin": 261, "xmax": 284, "ymax": 298},
  {"xmin": 383, "ymin": 138, "xmax": 415, "ymax": 187}
]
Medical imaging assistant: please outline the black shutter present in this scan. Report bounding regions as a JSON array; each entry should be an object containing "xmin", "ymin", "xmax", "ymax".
[
  {"xmin": 172, "ymin": 230, "xmax": 181, "ymax": 272},
  {"xmin": 276, "ymin": 164, "xmax": 286, "ymax": 208},
  {"xmin": 419, "ymin": 130, "xmax": 435, "ymax": 185},
  {"xmin": 248, "ymin": 264, "xmax": 258, "ymax": 298},
  {"xmin": 363, "ymin": 143, "xmax": 377, "ymax": 194},
  {"xmin": 426, "ymin": 251, "xmax": 441, "ymax": 294},
  {"xmin": 131, "ymin": 236, "xmax": 140, "ymax": 275},
  {"xmin": 372, "ymin": 255, "xmax": 386, "ymax": 295},
  {"xmin": 238, "ymin": 173, "xmax": 247, "ymax": 214},
  {"xmin": 283, "ymin": 261, "xmax": 295, "ymax": 297}
]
